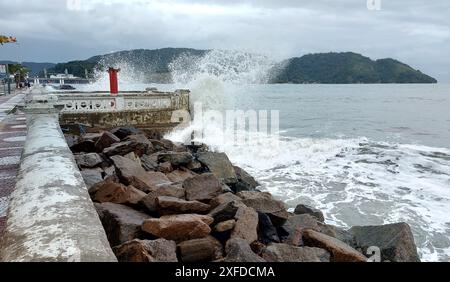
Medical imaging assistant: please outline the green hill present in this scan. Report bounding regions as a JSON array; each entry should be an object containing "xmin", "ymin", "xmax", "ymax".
[
  {"xmin": 43, "ymin": 49, "xmax": 437, "ymax": 84},
  {"xmin": 270, "ymin": 52, "xmax": 436, "ymax": 84}
]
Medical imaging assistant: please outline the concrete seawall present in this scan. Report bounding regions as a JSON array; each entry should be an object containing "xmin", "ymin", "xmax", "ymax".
[{"xmin": 0, "ymin": 95, "xmax": 116, "ymax": 262}]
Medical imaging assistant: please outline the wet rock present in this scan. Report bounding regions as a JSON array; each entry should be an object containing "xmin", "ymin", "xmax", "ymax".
[
  {"xmin": 323, "ymin": 224, "xmax": 357, "ymax": 248},
  {"xmin": 111, "ymin": 155, "xmax": 171, "ymax": 192},
  {"xmin": 349, "ymin": 223, "xmax": 420, "ymax": 262},
  {"xmin": 262, "ymin": 243, "xmax": 330, "ymax": 262},
  {"xmin": 113, "ymin": 238, "xmax": 177, "ymax": 262},
  {"xmin": 124, "ymin": 134, "xmax": 154, "ymax": 154},
  {"xmin": 166, "ymin": 169, "xmax": 197, "ymax": 183},
  {"xmin": 157, "ymin": 161, "xmax": 173, "ymax": 173},
  {"xmin": 111, "ymin": 126, "xmax": 141, "ymax": 140},
  {"xmin": 237, "ymin": 191, "xmax": 290, "ymax": 226},
  {"xmin": 282, "ymin": 227, "xmax": 303, "ymax": 246},
  {"xmin": 74, "ymin": 152, "xmax": 103, "ymax": 168},
  {"xmin": 196, "ymin": 152, "xmax": 238, "ymax": 184},
  {"xmin": 233, "ymin": 166, "xmax": 259, "ymax": 192},
  {"xmin": 223, "ymin": 238, "xmax": 266, "ymax": 262},
  {"xmin": 186, "ymin": 160, "xmax": 203, "ymax": 172},
  {"xmin": 294, "ymin": 204, "xmax": 325, "ymax": 222},
  {"xmin": 81, "ymin": 168, "xmax": 103, "ymax": 189},
  {"xmin": 231, "ymin": 206, "xmax": 259, "ymax": 244},
  {"xmin": 178, "ymin": 236, "xmax": 224, "ymax": 262},
  {"xmin": 90, "ymin": 179, "xmax": 146, "ymax": 205},
  {"xmin": 210, "ymin": 192, "xmax": 243, "ymax": 208},
  {"xmin": 80, "ymin": 132, "xmax": 103, "ymax": 142},
  {"xmin": 103, "ymin": 140, "xmax": 147, "ymax": 157},
  {"xmin": 183, "ymin": 173, "xmax": 222, "ymax": 201},
  {"xmin": 140, "ymin": 154, "xmax": 158, "ymax": 171},
  {"xmin": 208, "ymin": 201, "xmax": 240, "ymax": 225},
  {"xmin": 257, "ymin": 212, "xmax": 280, "ymax": 244},
  {"xmin": 142, "ymin": 214, "xmax": 213, "ymax": 241},
  {"xmin": 95, "ymin": 202, "xmax": 151, "ymax": 246},
  {"xmin": 70, "ymin": 139, "xmax": 96, "ymax": 153},
  {"xmin": 156, "ymin": 196, "xmax": 211, "ymax": 215},
  {"xmin": 158, "ymin": 152, "xmax": 193, "ymax": 166},
  {"xmin": 302, "ymin": 229, "xmax": 367, "ymax": 262},
  {"xmin": 214, "ymin": 219, "xmax": 236, "ymax": 232},
  {"xmin": 95, "ymin": 131, "xmax": 120, "ymax": 152}
]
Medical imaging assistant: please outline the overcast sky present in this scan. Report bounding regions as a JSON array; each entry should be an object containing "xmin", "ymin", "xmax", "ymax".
[{"xmin": 0, "ymin": 0, "xmax": 449, "ymax": 81}]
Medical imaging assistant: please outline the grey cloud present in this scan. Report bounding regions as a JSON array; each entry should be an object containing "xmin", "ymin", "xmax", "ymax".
[{"xmin": 0, "ymin": 0, "xmax": 448, "ymax": 81}]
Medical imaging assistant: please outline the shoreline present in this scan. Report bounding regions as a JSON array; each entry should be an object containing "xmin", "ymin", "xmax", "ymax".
[{"xmin": 67, "ymin": 125, "xmax": 421, "ymax": 262}]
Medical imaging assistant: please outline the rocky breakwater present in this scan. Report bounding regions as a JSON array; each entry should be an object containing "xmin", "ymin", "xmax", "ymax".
[{"xmin": 66, "ymin": 126, "xmax": 421, "ymax": 262}]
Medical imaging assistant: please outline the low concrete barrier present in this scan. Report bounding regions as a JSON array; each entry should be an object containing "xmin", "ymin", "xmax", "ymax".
[{"xmin": 0, "ymin": 93, "xmax": 116, "ymax": 262}]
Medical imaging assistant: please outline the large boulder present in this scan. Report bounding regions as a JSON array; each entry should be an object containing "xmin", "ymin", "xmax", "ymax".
[
  {"xmin": 294, "ymin": 204, "xmax": 325, "ymax": 222},
  {"xmin": 70, "ymin": 139, "xmax": 96, "ymax": 153},
  {"xmin": 95, "ymin": 202, "xmax": 151, "ymax": 246},
  {"xmin": 237, "ymin": 191, "xmax": 290, "ymax": 226},
  {"xmin": 233, "ymin": 166, "xmax": 259, "ymax": 192},
  {"xmin": 74, "ymin": 152, "xmax": 103, "ymax": 168},
  {"xmin": 261, "ymin": 243, "xmax": 330, "ymax": 262},
  {"xmin": 208, "ymin": 200, "xmax": 240, "ymax": 225},
  {"xmin": 95, "ymin": 131, "xmax": 120, "ymax": 152},
  {"xmin": 302, "ymin": 229, "xmax": 367, "ymax": 262},
  {"xmin": 89, "ymin": 179, "xmax": 146, "ymax": 205},
  {"xmin": 158, "ymin": 152, "xmax": 193, "ymax": 166},
  {"xmin": 113, "ymin": 239, "xmax": 177, "ymax": 262},
  {"xmin": 140, "ymin": 184, "xmax": 185, "ymax": 213},
  {"xmin": 196, "ymin": 152, "xmax": 237, "ymax": 184},
  {"xmin": 231, "ymin": 206, "xmax": 259, "ymax": 244},
  {"xmin": 80, "ymin": 168, "xmax": 103, "ymax": 189},
  {"xmin": 111, "ymin": 126, "xmax": 141, "ymax": 140},
  {"xmin": 166, "ymin": 169, "xmax": 197, "ymax": 183},
  {"xmin": 349, "ymin": 223, "xmax": 420, "ymax": 262},
  {"xmin": 140, "ymin": 154, "xmax": 158, "ymax": 171},
  {"xmin": 110, "ymin": 155, "xmax": 171, "ymax": 192},
  {"xmin": 183, "ymin": 173, "xmax": 222, "ymax": 201},
  {"xmin": 214, "ymin": 219, "xmax": 236, "ymax": 233},
  {"xmin": 178, "ymin": 236, "xmax": 224, "ymax": 262},
  {"xmin": 124, "ymin": 134, "xmax": 154, "ymax": 154},
  {"xmin": 257, "ymin": 212, "xmax": 280, "ymax": 244},
  {"xmin": 156, "ymin": 196, "xmax": 211, "ymax": 215},
  {"xmin": 103, "ymin": 140, "xmax": 147, "ymax": 157},
  {"xmin": 209, "ymin": 192, "xmax": 243, "ymax": 208},
  {"xmin": 223, "ymin": 238, "xmax": 265, "ymax": 262},
  {"xmin": 142, "ymin": 214, "xmax": 213, "ymax": 241}
]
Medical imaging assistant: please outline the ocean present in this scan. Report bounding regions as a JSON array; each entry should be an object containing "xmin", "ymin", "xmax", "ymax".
[{"xmin": 76, "ymin": 81, "xmax": 450, "ymax": 261}]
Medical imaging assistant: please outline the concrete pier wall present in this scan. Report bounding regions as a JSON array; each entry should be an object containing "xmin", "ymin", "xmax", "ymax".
[{"xmin": 0, "ymin": 97, "xmax": 116, "ymax": 262}]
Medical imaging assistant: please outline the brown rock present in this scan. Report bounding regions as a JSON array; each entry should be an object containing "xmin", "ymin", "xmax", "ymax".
[
  {"xmin": 214, "ymin": 219, "xmax": 236, "ymax": 232},
  {"xmin": 124, "ymin": 152, "xmax": 142, "ymax": 166},
  {"xmin": 157, "ymin": 161, "xmax": 173, "ymax": 173},
  {"xmin": 294, "ymin": 204, "xmax": 325, "ymax": 222},
  {"xmin": 231, "ymin": 206, "xmax": 258, "ymax": 244},
  {"xmin": 124, "ymin": 134, "xmax": 154, "ymax": 154},
  {"xmin": 95, "ymin": 202, "xmax": 151, "ymax": 246},
  {"xmin": 233, "ymin": 166, "xmax": 260, "ymax": 192},
  {"xmin": 80, "ymin": 132, "xmax": 103, "ymax": 142},
  {"xmin": 196, "ymin": 152, "xmax": 237, "ymax": 184},
  {"xmin": 237, "ymin": 191, "xmax": 290, "ymax": 226},
  {"xmin": 223, "ymin": 238, "xmax": 266, "ymax": 262},
  {"xmin": 183, "ymin": 173, "xmax": 222, "ymax": 201},
  {"xmin": 178, "ymin": 236, "xmax": 224, "ymax": 262},
  {"xmin": 140, "ymin": 184, "xmax": 185, "ymax": 213},
  {"xmin": 208, "ymin": 200, "xmax": 240, "ymax": 225},
  {"xmin": 262, "ymin": 243, "xmax": 330, "ymax": 262},
  {"xmin": 90, "ymin": 179, "xmax": 146, "ymax": 205},
  {"xmin": 142, "ymin": 214, "xmax": 213, "ymax": 241},
  {"xmin": 111, "ymin": 126, "xmax": 141, "ymax": 140},
  {"xmin": 103, "ymin": 140, "xmax": 147, "ymax": 157},
  {"xmin": 95, "ymin": 131, "xmax": 120, "ymax": 152},
  {"xmin": 158, "ymin": 152, "xmax": 193, "ymax": 166},
  {"xmin": 210, "ymin": 192, "xmax": 243, "ymax": 208},
  {"xmin": 186, "ymin": 160, "xmax": 202, "ymax": 171},
  {"xmin": 156, "ymin": 196, "xmax": 211, "ymax": 215},
  {"xmin": 140, "ymin": 154, "xmax": 158, "ymax": 171},
  {"xmin": 166, "ymin": 169, "xmax": 197, "ymax": 183},
  {"xmin": 302, "ymin": 229, "xmax": 367, "ymax": 262},
  {"xmin": 113, "ymin": 238, "xmax": 177, "ymax": 262},
  {"xmin": 111, "ymin": 155, "xmax": 171, "ymax": 192}
]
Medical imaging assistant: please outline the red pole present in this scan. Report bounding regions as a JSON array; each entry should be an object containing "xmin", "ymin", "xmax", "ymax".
[{"xmin": 108, "ymin": 67, "xmax": 120, "ymax": 95}]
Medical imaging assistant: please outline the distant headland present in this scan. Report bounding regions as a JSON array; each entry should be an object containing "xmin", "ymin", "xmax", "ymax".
[{"xmin": 1, "ymin": 48, "xmax": 437, "ymax": 84}]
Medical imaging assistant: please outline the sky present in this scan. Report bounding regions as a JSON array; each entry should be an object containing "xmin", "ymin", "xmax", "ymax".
[{"xmin": 0, "ymin": 0, "xmax": 449, "ymax": 81}]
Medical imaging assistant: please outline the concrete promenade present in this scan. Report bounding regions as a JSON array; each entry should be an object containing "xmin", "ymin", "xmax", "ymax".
[{"xmin": 0, "ymin": 92, "xmax": 26, "ymax": 236}]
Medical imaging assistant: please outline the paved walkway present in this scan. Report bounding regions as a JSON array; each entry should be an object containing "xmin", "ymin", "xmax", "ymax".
[{"xmin": 0, "ymin": 93, "xmax": 26, "ymax": 236}]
